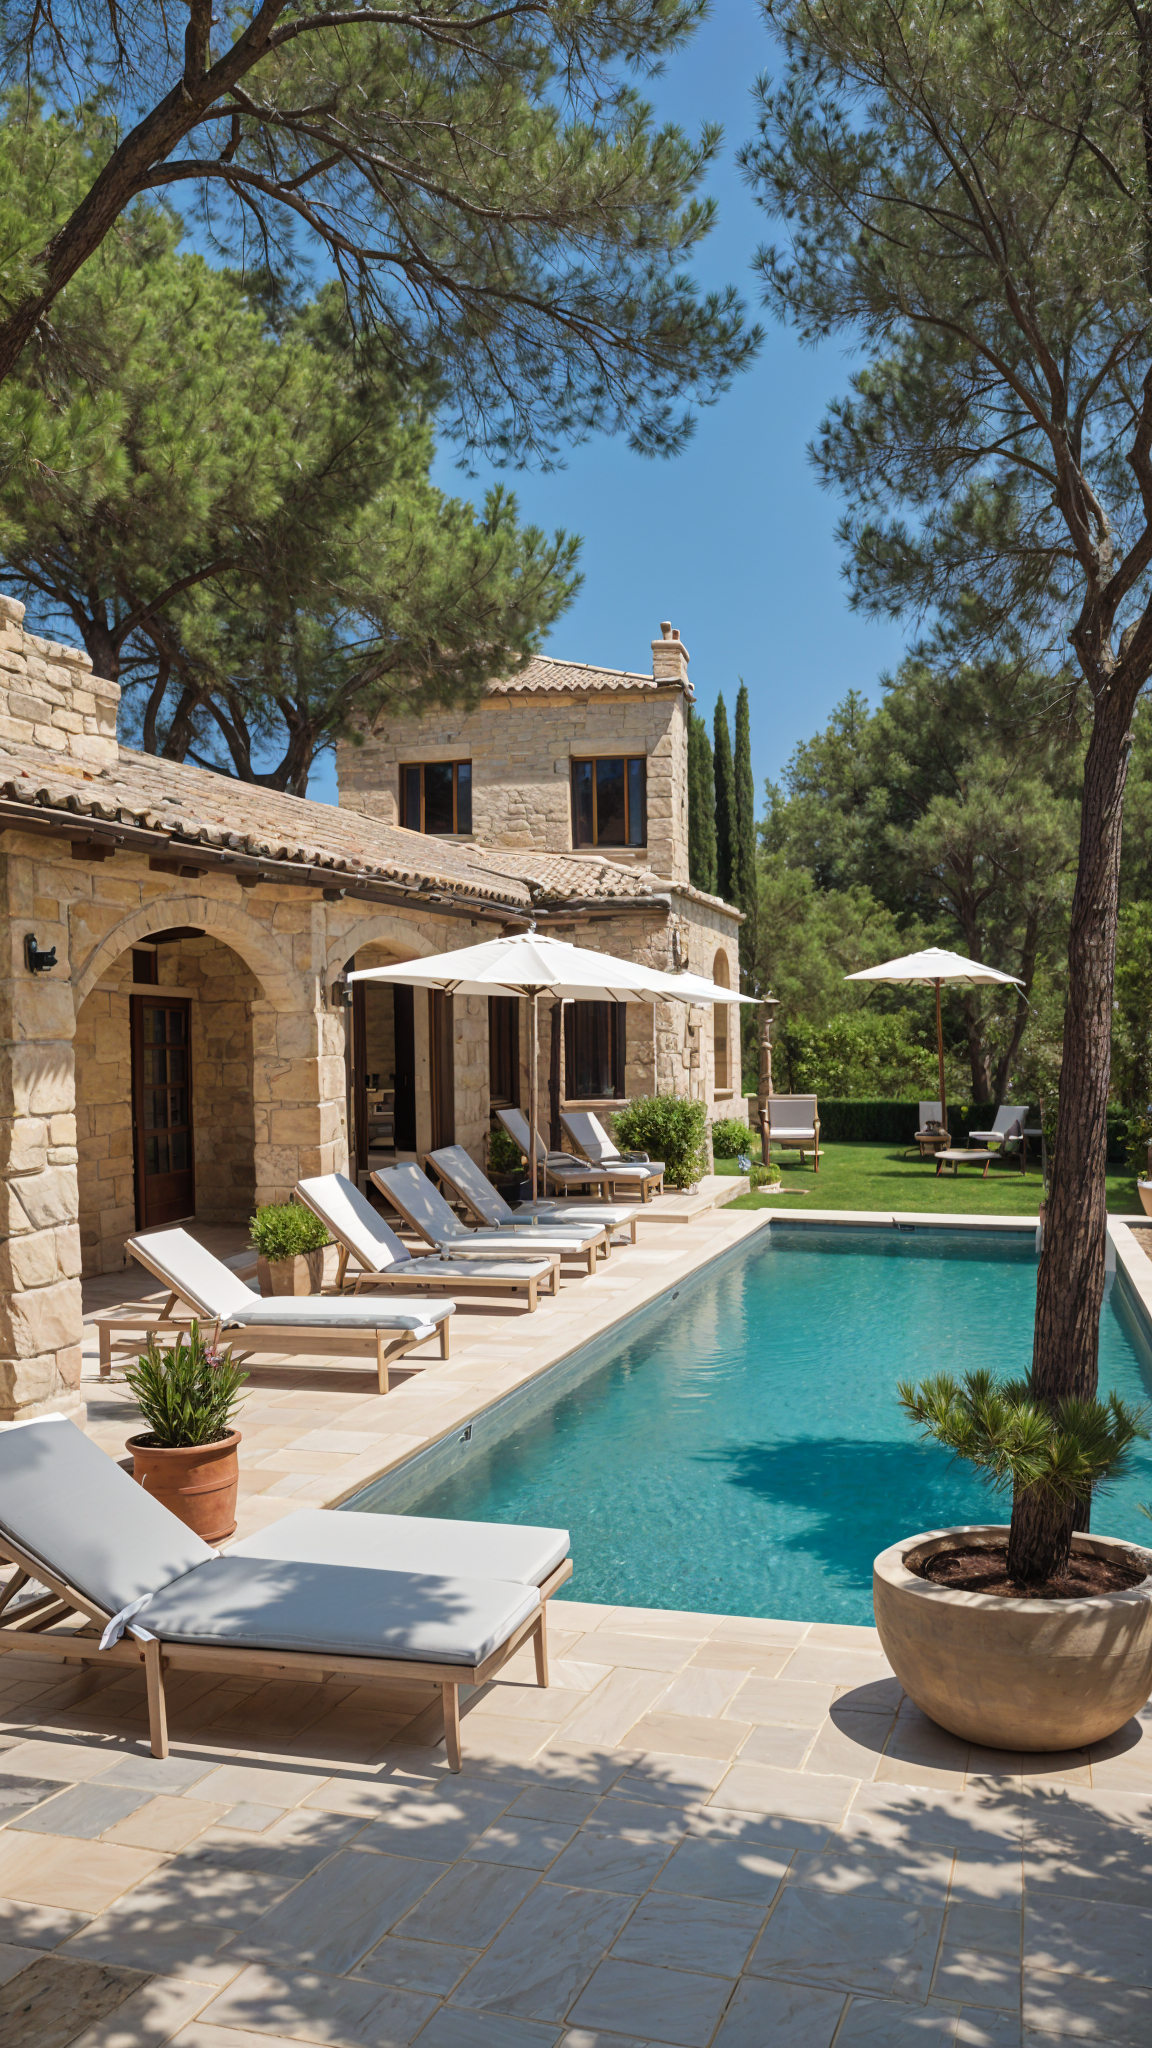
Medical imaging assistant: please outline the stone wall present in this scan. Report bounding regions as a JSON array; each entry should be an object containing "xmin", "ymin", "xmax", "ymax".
[{"xmin": 0, "ymin": 593, "xmax": 118, "ymax": 769}]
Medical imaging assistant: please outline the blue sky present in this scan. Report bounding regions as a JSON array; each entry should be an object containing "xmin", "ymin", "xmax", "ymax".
[{"xmin": 307, "ymin": 0, "xmax": 909, "ymax": 808}]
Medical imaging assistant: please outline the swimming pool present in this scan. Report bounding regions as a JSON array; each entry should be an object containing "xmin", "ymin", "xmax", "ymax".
[{"xmin": 357, "ymin": 1223, "xmax": 1152, "ymax": 1626}]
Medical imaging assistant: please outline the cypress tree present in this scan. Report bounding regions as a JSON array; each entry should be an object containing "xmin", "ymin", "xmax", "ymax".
[
  {"xmin": 687, "ymin": 711, "xmax": 717, "ymax": 893},
  {"xmin": 714, "ymin": 693, "xmax": 737, "ymax": 904},
  {"xmin": 734, "ymin": 679, "xmax": 759, "ymax": 982}
]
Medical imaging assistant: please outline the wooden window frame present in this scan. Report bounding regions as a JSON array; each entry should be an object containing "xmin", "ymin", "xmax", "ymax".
[
  {"xmin": 399, "ymin": 760, "xmax": 473, "ymax": 835},
  {"xmin": 563, "ymin": 1000, "xmax": 627, "ymax": 1101},
  {"xmin": 570, "ymin": 756, "xmax": 647, "ymax": 849}
]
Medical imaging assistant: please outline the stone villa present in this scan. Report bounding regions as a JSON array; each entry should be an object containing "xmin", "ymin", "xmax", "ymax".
[{"xmin": 0, "ymin": 596, "xmax": 740, "ymax": 1423}]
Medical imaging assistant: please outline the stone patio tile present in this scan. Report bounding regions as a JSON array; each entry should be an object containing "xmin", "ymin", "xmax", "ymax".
[
  {"xmin": 0, "ymin": 1901, "xmax": 91, "ymax": 1948},
  {"xmin": 546, "ymin": 1827, "xmax": 672, "ymax": 1894},
  {"xmin": 301, "ymin": 1776, "xmax": 437, "ymax": 1819},
  {"xmin": 934, "ymin": 1944, "xmax": 1020, "ymax": 2010},
  {"xmin": 357, "ymin": 1785, "xmax": 513, "ymax": 1861},
  {"xmin": 564, "ymin": 1634, "xmax": 693, "ymax": 1674},
  {"xmin": 657, "ymin": 1667, "xmax": 744, "ymax": 1718},
  {"xmin": 99, "ymin": 1756, "xmax": 218, "ymax": 1794},
  {"xmin": 0, "ymin": 1775, "xmax": 69, "ymax": 1823},
  {"xmin": 836, "ymin": 1677, "xmax": 905, "ymax": 1715},
  {"xmin": 585, "ymin": 1795, "xmax": 692, "ymax": 1842},
  {"xmin": 807, "ymin": 1624, "xmax": 882, "ymax": 1647},
  {"xmin": 0, "ymin": 1834, "xmax": 165, "ymax": 1914},
  {"xmin": 559, "ymin": 2031, "xmax": 653, "ymax": 2048},
  {"xmin": 447, "ymin": 1715, "xmax": 554, "ymax": 1766},
  {"xmin": 506, "ymin": 1788, "xmax": 600, "ymax": 1827},
  {"xmin": 653, "ymin": 1833, "xmax": 789, "ymax": 1905},
  {"xmin": 100, "ymin": 1797, "xmax": 230, "ymax": 1853},
  {"xmin": 469, "ymin": 1686, "xmax": 588, "ymax": 1726},
  {"xmin": 227, "ymin": 1846, "xmax": 445, "ymax": 1974},
  {"xmin": 949, "ymin": 1858, "xmax": 1024, "ymax": 1907},
  {"xmin": 779, "ymin": 1649, "xmax": 893, "ymax": 1688},
  {"xmin": 611, "ymin": 1891, "xmax": 765, "ymax": 1975},
  {"xmin": 711, "ymin": 1764, "xmax": 858, "ymax": 1824},
  {"xmin": 728, "ymin": 1677, "xmax": 837, "ymax": 1725},
  {"xmin": 0, "ymin": 1742, "xmax": 121, "ymax": 1783},
  {"xmin": 12, "ymin": 1783, "xmax": 153, "ymax": 1844},
  {"xmin": 548, "ymin": 1661, "xmax": 614, "ymax": 1695},
  {"xmin": 593, "ymin": 1608, "xmax": 719, "ymax": 1639},
  {"xmin": 748, "ymin": 1886, "xmax": 946, "ymax": 2002},
  {"xmin": 192, "ymin": 1766, "xmax": 329, "ymax": 1809},
  {"xmin": 521, "ymin": 1741, "xmax": 632, "ymax": 1793},
  {"xmin": 567, "ymin": 1958, "xmax": 734, "ymax": 2047},
  {"xmin": 394, "ymin": 1856, "xmax": 538, "ymax": 1947},
  {"xmin": 835, "ymin": 1996, "xmax": 962, "ymax": 2045},
  {"xmin": 415, "ymin": 2011, "xmax": 560, "ymax": 2048},
  {"xmin": 353, "ymin": 1934, "xmax": 477, "ymax": 1995},
  {"xmin": 945, "ymin": 1903, "xmax": 1022, "ymax": 1955},
  {"xmin": 179, "ymin": 1809, "xmax": 367, "ymax": 1881},
  {"xmin": 711, "ymin": 1975, "xmax": 844, "ymax": 2047},
  {"xmin": 687, "ymin": 1804, "xmax": 834, "ymax": 1855},
  {"xmin": 615, "ymin": 1755, "xmax": 729, "ymax": 1802},
  {"xmin": 690, "ymin": 1644, "xmax": 794, "ymax": 1677},
  {"xmin": 68, "ymin": 1973, "xmax": 219, "ymax": 2048},
  {"xmin": 452, "ymin": 1882, "xmax": 633, "ymax": 2020},
  {"xmin": 786, "ymin": 1844, "xmax": 954, "ymax": 1904},
  {"xmin": 200, "ymin": 1961, "xmax": 438, "ymax": 2045},
  {"xmin": 61, "ymin": 1864, "xmax": 296, "ymax": 1976},
  {"xmin": 1025, "ymin": 1894, "xmax": 1152, "ymax": 1981},
  {"xmin": 217, "ymin": 1804, "xmax": 284, "ymax": 1832},
  {"xmin": 625, "ymin": 1713, "xmax": 751, "ymax": 1762},
  {"xmin": 1023, "ymin": 1967, "xmax": 1152, "ymax": 2045},
  {"xmin": 554, "ymin": 1671, "xmax": 671, "ymax": 1747},
  {"xmin": 466, "ymin": 1816, "xmax": 575, "ymax": 1868},
  {"xmin": 954, "ymin": 2017, "xmax": 1022, "ymax": 2048},
  {"xmin": 735, "ymin": 1725, "xmax": 817, "ymax": 1771},
  {"xmin": 0, "ymin": 1941, "xmax": 39, "ymax": 1984},
  {"xmin": 803, "ymin": 1712, "xmax": 892, "ymax": 1782},
  {"xmin": 708, "ymin": 1617, "xmax": 809, "ymax": 1645},
  {"xmin": 842, "ymin": 1783, "xmax": 1024, "ymax": 1850}
]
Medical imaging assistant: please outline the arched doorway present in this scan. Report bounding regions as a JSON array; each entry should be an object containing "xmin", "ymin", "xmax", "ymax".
[
  {"xmin": 712, "ymin": 950, "xmax": 731, "ymax": 1097},
  {"xmin": 341, "ymin": 940, "xmax": 427, "ymax": 1180}
]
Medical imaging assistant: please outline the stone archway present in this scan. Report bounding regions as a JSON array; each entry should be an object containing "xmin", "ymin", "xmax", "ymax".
[{"xmin": 72, "ymin": 894, "xmax": 294, "ymax": 1012}]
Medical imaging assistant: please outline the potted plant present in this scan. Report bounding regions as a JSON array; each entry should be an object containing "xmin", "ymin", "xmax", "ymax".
[
  {"xmin": 124, "ymin": 1324, "xmax": 248, "ymax": 1542},
  {"xmin": 874, "ymin": 1369, "xmax": 1152, "ymax": 1750},
  {"xmin": 250, "ymin": 1201, "xmax": 330, "ymax": 1295},
  {"xmin": 487, "ymin": 1126, "xmax": 527, "ymax": 1201}
]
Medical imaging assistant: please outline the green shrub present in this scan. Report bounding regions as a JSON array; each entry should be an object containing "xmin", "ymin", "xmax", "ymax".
[
  {"xmin": 612, "ymin": 1096, "xmax": 708, "ymax": 1190},
  {"xmin": 748, "ymin": 1162, "xmax": 779, "ymax": 1191},
  {"xmin": 249, "ymin": 1202, "xmax": 329, "ymax": 1261},
  {"xmin": 125, "ymin": 1323, "xmax": 248, "ymax": 1447},
  {"xmin": 712, "ymin": 1116, "xmax": 752, "ymax": 1159},
  {"xmin": 488, "ymin": 1127, "xmax": 525, "ymax": 1176}
]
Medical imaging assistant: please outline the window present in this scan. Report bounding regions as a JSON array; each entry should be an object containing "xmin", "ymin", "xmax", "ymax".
[
  {"xmin": 488, "ymin": 996, "xmax": 520, "ymax": 1107},
  {"xmin": 132, "ymin": 948, "xmax": 158, "ymax": 985},
  {"xmin": 570, "ymin": 757, "xmax": 646, "ymax": 848},
  {"xmin": 399, "ymin": 760, "xmax": 472, "ymax": 834},
  {"xmin": 564, "ymin": 1001, "xmax": 626, "ymax": 1099},
  {"xmin": 712, "ymin": 950, "xmax": 730, "ymax": 1093}
]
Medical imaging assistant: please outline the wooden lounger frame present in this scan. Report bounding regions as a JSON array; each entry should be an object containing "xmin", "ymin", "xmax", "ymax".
[
  {"xmin": 544, "ymin": 1149, "xmax": 663, "ymax": 1204},
  {"xmin": 0, "ymin": 1533, "xmax": 573, "ymax": 1772},
  {"xmin": 425, "ymin": 1156, "xmax": 640, "ymax": 1247},
  {"xmin": 372, "ymin": 1170, "xmax": 610, "ymax": 1275},
  {"xmin": 333, "ymin": 1244, "xmax": 560, "ymax": 1310}
]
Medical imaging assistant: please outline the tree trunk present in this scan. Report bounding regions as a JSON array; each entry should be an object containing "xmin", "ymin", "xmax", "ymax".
[
  {"xmin": 1005, "ymin": 1484, "xmax": 1075, "ymax": 1584},
  {"xmin": 1015, "ymin": 687, "xmax": 1136, "ymax": 1571}
]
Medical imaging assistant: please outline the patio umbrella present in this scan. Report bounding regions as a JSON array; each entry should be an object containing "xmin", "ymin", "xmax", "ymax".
[
  {"xmin": 843, "ymin": 946, "xmax": 1024, "ymax": 1135},
  {"xmin": 348, "ymin": 930, "xmax": 752, "ymax": 1214}
]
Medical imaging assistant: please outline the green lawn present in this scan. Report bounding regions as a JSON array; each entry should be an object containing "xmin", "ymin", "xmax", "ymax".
[{"xmin": 716, "ymin": 1142, "xmax": 1142, "ymax": 1216}]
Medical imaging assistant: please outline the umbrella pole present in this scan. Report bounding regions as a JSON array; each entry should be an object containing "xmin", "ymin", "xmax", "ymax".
[
  {"xmin": 935, "ymin": 980, "xmax": 948, "ymax": 1136},
  {"xmin": 530, "ymin": 992, "xmax": 539, "ymax": 1219}
]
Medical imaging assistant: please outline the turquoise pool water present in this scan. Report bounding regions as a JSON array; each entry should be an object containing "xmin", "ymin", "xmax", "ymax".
[{"xmin": 389, "ymin": 1225, "xmax": 1152, "ymax": 1625}]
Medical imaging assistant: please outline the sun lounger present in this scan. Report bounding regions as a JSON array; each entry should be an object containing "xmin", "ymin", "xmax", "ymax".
[
  {"xmin": 372, "ymin": 1163, "xmax": 611, "ymax": 1275},
  {"xmin": 428, "ymin": 1144, "xmax": 642, "ymax": 1246},
  {"xmin": 95, "ymin": 1227, "xmax": 453, "ymax": 1394},
  {"xmin": 765, "ymin": 1094, "xmax": 821, "ymax": 1173},
  {"xmin": 966, "ymin": 1104, "xmax": 1027, "ymax": 1174},
  {"xmin": 498, "ymin": 1107, "xmax": 664, "ymax": 1202},
  {"xmin": 296, "ymin": 1173, "xmax": 559, "ymax": 1309},
  {"xmin": 0, "ymin": 1418, "xmax": 571, "ymax": 1769}
]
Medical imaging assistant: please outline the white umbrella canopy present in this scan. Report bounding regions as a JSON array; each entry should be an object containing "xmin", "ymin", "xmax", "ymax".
[
  {"xmin": 348, "ymin": 930, "xmax": 752, "ymax": 1211},
  {"xmin": 844, "ymin": 946, "xmax": 1024, "ymax": 1128}
]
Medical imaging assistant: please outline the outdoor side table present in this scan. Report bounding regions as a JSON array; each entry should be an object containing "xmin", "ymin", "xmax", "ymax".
[
  {"xmin": 915, "ymin": 1130, "xmax": 951, "ymax": 1158},
  {"xmin": 934, "ymin": 1147, "xmax": 993, "ymax": 1179}
]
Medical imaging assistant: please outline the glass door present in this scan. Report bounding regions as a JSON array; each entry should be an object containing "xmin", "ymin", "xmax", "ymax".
[{"xmin": 131, "ymin": 997, "xmax": 195, "ymax": 1227}]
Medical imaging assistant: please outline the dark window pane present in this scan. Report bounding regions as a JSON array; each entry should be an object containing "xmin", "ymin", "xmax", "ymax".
[
  {"xmin": 144, "ymin": 1134, "xmax": 169, "ymax": 1176},
  {"xmin": 132, "ymin": 949, "xmax": 157, "ymax": 985},
  {"xmin": 572, "ymin": 761, "xmax": 594, "ymax": 845},
  {"xmin": 565, "ymin": 1001, "xmax": 618, "ymax": 1097},
  {"xmin": 144, "ymin": 1007, "xmax": 161, "ymax": 1044},
  {"xmin": 424, "ymin": 761, "xmax": 454, "ymax": 834},
  {"xmin": 143, "ymin": 1049, "xmax": 167, "ymax": 1086},
  {"xmin": 595, "ymin": 758, "xmax": 626, "ymax": 845},
  {"xmin": 456, "ymin": 761, "xmax": 472, "ymax": 834},
  {"xmin": 402, "ymin": 765, "xmax": 421, "ymax": 828},
  {"xmin": 167, "ymin": 1009, "xmax": 186, "ymax": 1044},
  {"xmin": 627, "ymin": 758, "xmax": 647, "ymax": 846},
  {"xmin": 145, "ymin": 1089, "xmax": 168, "ymax": 1129},
  {"xmin": 167, "ymin": 1048, "xmax": 186, "ymax": 1085},
  {"xmin": 169, "ymin": 1090, "xmax": 188, "ymax": 1127},
  {"xmin": 170, "ymin": 1130, "xmax": 189, "ymax": 1171}
]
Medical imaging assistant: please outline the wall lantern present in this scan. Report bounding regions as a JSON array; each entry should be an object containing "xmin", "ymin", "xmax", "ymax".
[{"xmin": 24, "ymin": 934, "xmax": 57, "ymax": 974}]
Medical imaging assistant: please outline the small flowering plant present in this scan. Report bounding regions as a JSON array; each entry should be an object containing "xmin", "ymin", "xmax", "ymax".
[{"xmin": 124, "ymin": 1322, "xmax": 248, "ymax": 1447}]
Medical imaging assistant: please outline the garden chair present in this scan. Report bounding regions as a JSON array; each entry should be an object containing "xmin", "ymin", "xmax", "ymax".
[
  {"xmin": 372, "ymin": 1163, "xmax": 610, "ymax": 1274},
  {"xmin": 96, "ymin": 1227, "xmax": 453, "ymax": 1395},
  {"xmin": 427, "ymin": 1143, "xmax": 642, "ymax": 1245},
  {"xmin": 0, "ymin": 1417, "xmax": 571, "ymax": 1770},
  {"xmin": 296, "ymin": 1171, "xmax": 559, "ymax": 1309},
  {"xmin": 910, "ymin": 1102, "xmax": 950, "ymax": 1158},
  {"xmin": 765, "ymin": 1094, "xmax": 821, "ymax": 1172},
  {"xmin": 967, "ymin": 1105, "xmax": 1028, "ymax": 1173}
]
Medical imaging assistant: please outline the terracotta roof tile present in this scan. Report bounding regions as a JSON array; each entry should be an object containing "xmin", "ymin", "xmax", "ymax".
[{"xmin": 487, "ymin": 654, "xmax": 690, "ymax": 698}]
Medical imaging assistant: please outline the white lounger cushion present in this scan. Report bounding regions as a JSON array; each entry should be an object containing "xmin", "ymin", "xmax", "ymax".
[
  {"xmin": 0, "ymin": 1417, "xmax": 214, "ymax": 1614},
  {"xmin": 131, "ymin": 1227, "xmax": 449, "ymax": 1331},
  {"xmin": 298, "ymin": 1174, "xmax": 413, "ymax": 1274},
  {"xmin": 428, "ymin": 1146, "xmax": 636, "ymax": 1230},
  {"xmin": 561, "ymin": 1111, "xmax": 664, "ymax": 1172},
  {"xmin": 231, "ymin": 1507, "xmax": 570, "ymax": 1588},
  {"xmin": 143, "ymin": 1555, "xmax": 540, "ymax": 1667},
  {"xmin": 374, "ymin": 1166, "xmax": 603, "ymax": 1253}
]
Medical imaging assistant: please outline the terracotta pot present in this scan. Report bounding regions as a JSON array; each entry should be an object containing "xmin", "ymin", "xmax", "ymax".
[
  {"xmin": 128, "ymin": 1430, "xmax": 242, "ymax": 1543},
  {"xmin": 257, "ymin": 1249, "xmax": 324, "ymax": 1296},
  {"xmin": 874, "ymin": 1523, "xmax": 1152, "ymax": 1751}
]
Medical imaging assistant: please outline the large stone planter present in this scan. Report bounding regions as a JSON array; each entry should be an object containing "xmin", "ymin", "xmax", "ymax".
[
  {"xmin": 128, "ymin": 1430, "xmax": 241, "ymax": 1544},
  {"xmin": 874, "ymin": 1524, "xmax": 1152, "ymax": 1751},
  {"xmin": 1137, "ymin": 1179, "xmax": 1152, "ymax": 1217},
  {"xmin": 257, "ymin": 1250, "xmax": 324, "ymax": 1296}
]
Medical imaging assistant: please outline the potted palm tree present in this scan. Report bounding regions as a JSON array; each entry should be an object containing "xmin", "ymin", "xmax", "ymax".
[
  {"xmin": 874, "ymin": 1369, "xmax": 1152, "ymax": 1750},
  {"xmin": 250, "ymin": 1202, "xmax": 330, "ymax": 1295},
  {"xmin": 125, "ymin": 1325, "xmax": 248, "ymax": 1543}
]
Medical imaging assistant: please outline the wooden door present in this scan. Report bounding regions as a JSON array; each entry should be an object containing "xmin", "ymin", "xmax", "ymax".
[
  {"xmin": 131, "ymin": 996, "xmax": 195, "ymax": 1228},
  {"xmin": 429, "ymin": 990, "xmax": 455, "ymax": 1149},
  {"xmin": 393, "ymin": 986, "xmax": 417, "ymax": 1151}
]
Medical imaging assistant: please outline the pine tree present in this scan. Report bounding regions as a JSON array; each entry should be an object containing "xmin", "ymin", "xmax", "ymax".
[
  {"xmin": 687, "ymin": 711, "xmax": 717, "ymax": 893},
  {"xmin": 714, "ymin": 694, "xmax": 737, "ymax": 905},
  {"xmin": 734, "ymin": 680, "xmax": 759, "ymax": 982}
]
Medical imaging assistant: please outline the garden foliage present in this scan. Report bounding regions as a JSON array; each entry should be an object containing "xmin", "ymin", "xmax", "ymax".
[
  {"xmin": 125, "ymin": 1323, "xmax": 247, "ymax": 1448},
  {"xmin": 612, "ymin": 1096, "xmax": 708, "ymax": 1191},
  {"xmin": 249, "ymin": 1204, "xmax": 330, "ymax": 1263}
]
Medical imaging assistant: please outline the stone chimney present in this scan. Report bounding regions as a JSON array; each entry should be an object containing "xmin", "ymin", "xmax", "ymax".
[
  {"xmin": 651, "ymin": 620, "xmax": 693, "ymax": 696},
  {"xmin": 0, "ymin": 593, "xmax": 120, "ymax": 770}
]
